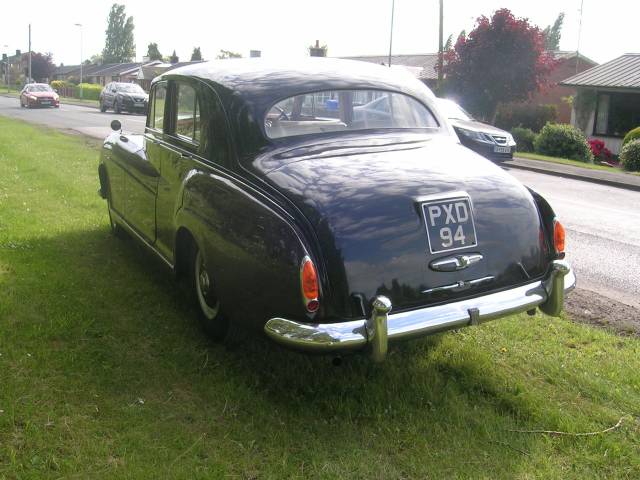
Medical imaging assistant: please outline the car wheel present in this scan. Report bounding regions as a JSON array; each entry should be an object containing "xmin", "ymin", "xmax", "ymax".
[{"xmin": 188, "ymin": 246, "xmax": 239, "ymax": 342}]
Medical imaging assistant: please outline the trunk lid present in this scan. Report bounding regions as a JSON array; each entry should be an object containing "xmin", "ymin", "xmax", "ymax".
[{"xmin": 260, "ymin": 134, "xmax": 549, "ymax": 316}]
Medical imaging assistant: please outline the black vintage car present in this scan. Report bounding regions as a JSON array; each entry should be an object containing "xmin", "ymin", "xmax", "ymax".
[
  {"xmin": 98, "ymin": 59, "xmax": 575, "ymax": 362},
  {"xmin": 99, "ymin": 82, "xmax": 149, "ymax": 114}
]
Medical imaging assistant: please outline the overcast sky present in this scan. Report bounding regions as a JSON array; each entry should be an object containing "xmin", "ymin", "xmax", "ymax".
[{"xmin": 1, "ymin": 0, "xmax": 637, "ymax": 66}]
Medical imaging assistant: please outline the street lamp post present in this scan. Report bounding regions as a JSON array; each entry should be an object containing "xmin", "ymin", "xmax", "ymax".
[
  {"xmin": 2, "ymin": 45, "xmax": 8, "ymax": 93},
  {"xmin": 74, "ymin": 23, "xmax": 83, "ymax": 99}
]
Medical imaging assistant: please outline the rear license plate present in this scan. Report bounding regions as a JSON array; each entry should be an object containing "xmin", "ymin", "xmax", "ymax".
[
  {"xmin": 494, "ymin": 146, "xmax": 511, "ymax": 153},
  {"xmin": 422, "ymin": 197, "xmax": 478, "ymax": 253},
  {"xmin": 134, "ymin": 102, "xmax": 144, "ymax": 107},
  {"xmin": 41, "ymin": 101, "xmax": 50, "ymax": 105}
]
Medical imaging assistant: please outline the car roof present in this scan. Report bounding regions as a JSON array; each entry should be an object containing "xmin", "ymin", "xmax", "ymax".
[{"xmin": 156, "ymin": 57, "xmax": 436, "ymax": 115}]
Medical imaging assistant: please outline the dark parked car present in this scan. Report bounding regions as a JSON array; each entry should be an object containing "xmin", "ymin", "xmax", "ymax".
[
  {"xmin": 98, "ymin": 59, "xmax": 574, "ymax": 362},
  {"xmin": 20, "ymin": 83, "xmax": 59, "ymax": 108},
  {"xmin": 99, "ymin": 82, "xmax": 148, "ymax": 114},
  {"xmin": 436, "ymin": 98, "xmax": 516, "ymax": 161}
]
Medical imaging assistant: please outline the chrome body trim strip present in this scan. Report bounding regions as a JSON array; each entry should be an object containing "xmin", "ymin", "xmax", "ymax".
[
  {"xmin": 421, "ymin": 275, "xmax": 494, "ymax": 294},
  {"xmin": 264, "ymin": 261, "xmax": 575, "ymax": 359},
  {"xmin": 109, "ymin": 207, "xmax": 174, "ymax": 270}
]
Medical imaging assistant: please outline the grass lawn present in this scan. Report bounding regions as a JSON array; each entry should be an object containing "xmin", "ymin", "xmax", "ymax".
[
  {"xmin": 515, "ymin": 152, "xmax": 637, "ymax": 175},
  {"xmin": 0, "ymin": 116, "xmax": 639, "ymax": 478}
]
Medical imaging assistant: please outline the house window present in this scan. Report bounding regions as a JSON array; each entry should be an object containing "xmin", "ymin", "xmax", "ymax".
[{"xmin": 594, "ymin": 92, "xmax": 640, "ymax": 137}]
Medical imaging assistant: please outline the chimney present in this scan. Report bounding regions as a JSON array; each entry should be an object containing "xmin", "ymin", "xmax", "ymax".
[
  {"xmin": 16, "ymin": 49, "xmax": 21, "ymax": 57},
  {"xmin": 250, "ymin": 50, "xmax": 261, "ymax": 58},
  {"xmin": 309, "ymin": 40, "xmax": 326, "ymax": 57},
  {"xmin": 142, "ymin": 56, "xmax": 150, "ymax": 63}
]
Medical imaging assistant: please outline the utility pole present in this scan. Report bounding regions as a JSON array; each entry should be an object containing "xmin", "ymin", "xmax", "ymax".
[
  {"xmin": 437, "ymin": 0, "xmax": 444, "ymax": 89},
  {"xmin": 75, "ymin": 23, "xmax": 83, "ymax": 98},
  {"xmin": 28, "ymin": 24, "xmax": 32, "ymax": 83},
  {"xmin": 388, "ymin": 0, "xmax": 395, "ymax": 67}
]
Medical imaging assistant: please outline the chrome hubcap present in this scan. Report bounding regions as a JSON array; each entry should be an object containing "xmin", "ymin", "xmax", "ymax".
[{"xmin": 195, "ymin": 250, "xmax": 219, "ymax": 320}]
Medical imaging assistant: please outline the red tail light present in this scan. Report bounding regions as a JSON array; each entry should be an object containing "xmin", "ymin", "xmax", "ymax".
[
  {"xmin": 553, "ymin": 220, "xmax": 565, "ymax": 256},
  {"xmin": 300, "ymin": 256, "xmax": 319, "ymax": 313}
]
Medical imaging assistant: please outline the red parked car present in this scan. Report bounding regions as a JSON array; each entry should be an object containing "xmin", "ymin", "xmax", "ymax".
[{"xmin": 20, "ymin": 83, "xmax": 60, "ymax": 108}]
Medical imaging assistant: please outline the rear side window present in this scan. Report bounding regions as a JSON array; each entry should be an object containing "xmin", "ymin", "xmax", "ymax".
[
  {"xmin": 175, "ymin": 83, "xmax": 201, "ymax": 144},
  {"xmin": 149, "ymin": 82, "xmax": 167, "ymax": 131},
  {"xmin": 265, "ymin": 89, "xmax": 439, "ymax": 139}
]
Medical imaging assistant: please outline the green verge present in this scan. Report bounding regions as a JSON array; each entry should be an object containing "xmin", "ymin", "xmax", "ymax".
[
  {"xmin": 516, "ymin": 152, "xmax": 633, "ymax": 174},
  {"xmin": 0, "ymin": 116, "xmax": 639, "ymax": 479}
]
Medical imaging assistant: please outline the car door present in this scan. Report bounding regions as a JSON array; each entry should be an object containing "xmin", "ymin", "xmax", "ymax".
[
  {"xmin": 120, "ymin": 82, "xmax": 166, "ymax": 242},
  {"xmin": 154, "ymin": 78, "xmax": 219, "ymax": 262}
]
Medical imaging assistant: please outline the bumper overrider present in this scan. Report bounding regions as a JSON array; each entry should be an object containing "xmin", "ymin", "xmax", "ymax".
[{"xmin": 264, "ymin": 260, "xmax": 575, "ymax": 362}]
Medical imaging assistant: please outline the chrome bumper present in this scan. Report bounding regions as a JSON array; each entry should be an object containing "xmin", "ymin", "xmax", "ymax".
[{"xmin": 264, "ymin": 260, "xmax": 575, "ymax": 362}]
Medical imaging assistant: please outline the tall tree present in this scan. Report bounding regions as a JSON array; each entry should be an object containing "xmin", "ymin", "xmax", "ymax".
[
  {"xmin": 190, "ymin": 47, "xmax": 202, "ymax": 61},
  {"xmin": 443, "ymin": 8, "xmax": 556, "ymax": 121},
  {"xmin": 169, "ymin": 50, "xmax": 179, "ymax": 64},
  {"xmin": 216, "ymin": 49, "xmax": 242, "ymax": 59},
  {"xmin": 27, "ymin": 52, "xmax": 55, "ymax": 82},
  {"xmin": 146, "ymin": 43, "xmax": 163, "ymax": 61},
  {"xmin": 102, "ymin": 4, "xmax": 135, "ymax": 63},
  {"xmin": 543, "ymin": 12, "xmax": 565, "ymax": 51}
]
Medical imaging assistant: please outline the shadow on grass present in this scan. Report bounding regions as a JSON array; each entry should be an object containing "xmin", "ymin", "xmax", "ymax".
[{"xmin": 1, "ymin": 225, "xmax": 546, "ymax": 475}]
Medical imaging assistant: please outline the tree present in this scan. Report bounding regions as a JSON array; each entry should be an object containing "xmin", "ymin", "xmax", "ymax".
[
  {"xmin": 216, "ymin": 49, "xmax": 242, "ymax": 59},
  {"xmin": 102, "ymin": 4, "xmax": 135, "ymax": 63},
  {"xmin": 169, "ymin": 50, "xmax": 179, "ymax": 64},
  {"xmin": 443, "ymin": 8, "xmax": 556, "ymax": 121},
  {"xmin": 543, "ymin": 13, "xmax": 565, "ymax": 51},
  {"xmin": 27, "ymin": 52, "xmax": 55, "ymax": 82},
  {"xmin": 146, "ymin": 43, "xmax": 163, "ymax": 61},
  {"xmin": 190, "ymin": 47, "xmax": 202, "ymax": 61},
  {"xmin": 88, "ymin": 53, "xmax": 103, "ymax": 65}
]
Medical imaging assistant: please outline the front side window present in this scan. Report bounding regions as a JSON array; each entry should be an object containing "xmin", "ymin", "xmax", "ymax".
[
  {"xmin": 175, "ymin": 83, "xmax": 201, "ymax": 143},
  {"xmin": 149, "ymin": 82, "xmax": 167, "ymax": 131},
  {"xmin": 265, "ymin": 89, "xmax": 438, "ymax": 139}
]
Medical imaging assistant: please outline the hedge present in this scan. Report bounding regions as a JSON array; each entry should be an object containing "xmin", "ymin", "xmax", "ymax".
[
  {"xmin": 620, "ymin": 139, "xmax": 640, "ymax": 171},
  {"xmin": 495, "ymin": 103, "xmax": 557, "ymax": 132}
]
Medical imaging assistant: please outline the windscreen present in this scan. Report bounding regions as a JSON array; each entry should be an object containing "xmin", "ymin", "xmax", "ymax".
[
  {"xmin": 118, "ymin": 83, "xmax": 146, "ymax": 94},
  {"xmin": 265, "ymin": 90, "xmax": 438, "ymax": 139},
  {"xmin": 28, "ymin": 85, "xmax": 52, "ymax": 92},
  {"xmin": 436, "ymin": 98, "xmax": 473, "ymax": 121}
]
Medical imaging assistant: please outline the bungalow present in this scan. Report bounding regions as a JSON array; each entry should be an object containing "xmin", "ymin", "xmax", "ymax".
[
  {"xmin": 136, "ymin": 61, "xmax": 204, "ymax": 90},
  {"xmin": 338, "ymin": 54, "xmax": 439, "ymax": 88},
  {"xmin": 561, "ymin": 53, "xmax": 640, "ymax": 154}
]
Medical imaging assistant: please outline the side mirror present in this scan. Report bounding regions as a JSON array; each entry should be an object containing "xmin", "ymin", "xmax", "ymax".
[{"xmin": 110, "ymin": 119, "xmax": 122, "ymax": 132}]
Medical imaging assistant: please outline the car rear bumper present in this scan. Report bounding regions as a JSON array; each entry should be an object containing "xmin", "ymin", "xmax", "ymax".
[{"xmin": 264, "ymin": 260, "xmax": 575, "ymax": 362}]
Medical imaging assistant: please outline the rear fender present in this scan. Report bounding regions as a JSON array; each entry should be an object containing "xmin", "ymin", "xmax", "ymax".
[{"xmin": 174, "ymin": 169, "xmax": 318, "ymax": 331}]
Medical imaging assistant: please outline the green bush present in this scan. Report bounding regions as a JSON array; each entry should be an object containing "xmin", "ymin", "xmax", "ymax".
[
  {"xmin": 511, "ymin": 127, "xmax": 536, "ymax": 152},
  {"xmin": 75, "ymin": 83, "xmax": 103, "ymax": 101},
  {"xmin": 622, "ymin": 126, "xmax": 640, "ymax": 147},
  {"xmin": 620, "ymin": 139, "xmax": 640, "ymax": 171},
  {"xmin": 495, "ymin": 104, "xmax": 558, "ymax": 132},
  {"xmin": 533, "ymin": 123, "xmax": 594, "ymax": 162},
  {"xmin": 50, "ymin": 80, "xmax": 71, "ymax": 90}
]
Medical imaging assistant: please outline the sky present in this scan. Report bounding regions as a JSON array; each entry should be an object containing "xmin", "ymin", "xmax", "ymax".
[{"xmin": 1, "ymin": 0, "xmax": 637, "ymax": 66}]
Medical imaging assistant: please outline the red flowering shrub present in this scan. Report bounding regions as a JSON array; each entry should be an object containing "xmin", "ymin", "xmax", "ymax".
[
  {"xmin": 588, "ymin": 139, "xmax": 615, "ymax": 163},
  {"xmin": 442, "ymin": 8, "xmax": 557, "ymax": 120}
]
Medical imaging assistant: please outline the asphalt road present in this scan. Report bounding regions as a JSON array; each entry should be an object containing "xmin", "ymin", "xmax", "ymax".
[
  {"xmin": 0, "ymin": 95, "xmax": 145, "ymax": 138},
  {"xmin": 506, "ymin": 168, "xmax": 640, "ymax": 309},
  {"xmin": 1, "ymin": 95, "xmax": 638, "ymax": 308}
]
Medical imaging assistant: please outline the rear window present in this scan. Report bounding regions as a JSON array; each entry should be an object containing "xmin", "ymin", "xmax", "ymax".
[{"xmin": 265, "ymin": 90, "xmax": 438, "ymax": 139}]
